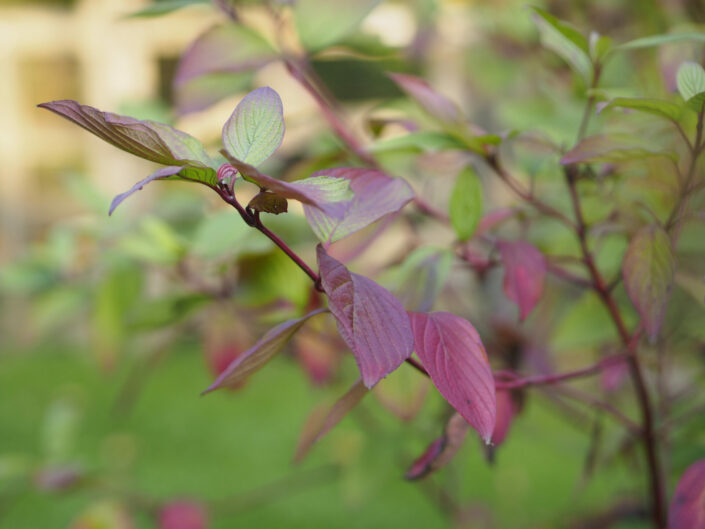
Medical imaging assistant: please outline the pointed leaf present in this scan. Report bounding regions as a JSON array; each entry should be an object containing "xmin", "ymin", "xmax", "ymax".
[
  {"xmin": 293, "ymin": 379, "xmax": 368, "ymax": 463},
  {"xmin": 317, "ymin": 245, "xmax": 414, "ymax": 388},
  {"xmin": 589, "ymin": 32, "xmax": 612, "ymax": 62},
  {"xmin": 385, "ymin": 247, "xmax": 454, "ymax": 312},
  {"xmin": 387, "ymin": 72, "xmax": 461, "ymax": 123},
  {"xmin": 405, "ymin": 413, "xmax": 469, "ymax": 480},
  {"xmin": 449, "ymin": 166, "xmax": 483, "ymax": 241},
  {"xmin": 38, "ymin": 100, "xmax": 215, "ymax": 169},
  {"xmin": 560, "ymin": 134, "xmax": 676, "ymax": 165},
  {"xmin": 669, "ymin": 459, "xmax": 705, "ymax": 529},
  {"xmin": 677, "ymin": 61, "xmax": 705, "ymax": 112},
  {"xmin": 221, "ymin": 160, "xmax": 351, "ymax": 213},
  {"xmin": 203, "ymin": 308, "xmax": 328, "ymax": 393},
  {"xmin": 601, "ymin": 97, "xmax": 682, "ymax": 122},
  {"xmin": 622, "ymin": 225, "xmax": 675, "ymax": 342},
  {"xmin": 294, "ymin": 0, "xmax": 381, "ymax": 52},
  {"xmin": 222, "ymin": 87, "xmax": 285, "ymax": 168},
  {"xmin": 498, "ymin": 240, "xmax": 546, "ymax": 321},
  {"xmin": 175, "ymin": 24, "xmax": 276, "ymax": 86},
  {"xmin": 109, "ymin": 166, "xmax": 184, "ymax": 215},
  {"xmin": 303, "ymin": 168, "xmax": 414, "ymax": 245},
  {"xmin": 530, "ymin": 7, "xmax": 591, "ymax": 82},
  {"xmin": 615, "ymin": 32, "xmax": 705, "ymax": 52},
  {"xmin": 407, "ymin": 311, "xmax": 496, "ymax": 443}
]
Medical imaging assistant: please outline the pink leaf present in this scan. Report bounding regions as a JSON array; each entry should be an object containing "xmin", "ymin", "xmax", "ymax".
[
  {"xmin": 293, "ymin": 379, "xmax": 368, "ymax": 463},
  {"xmin": 669, "ymin": 459, "xmax": 705, "ymax": 529},
  {"xmin": 497, "ymin": 240, "xmax": 546, "ymax": 321},
  {"xmin": 202, "ymin": 308, "xmax": 328, "ymax": 393},
  {"xmin": 475, "ymin": 208, "xmax": 517, "ymax": 237},
  {"xmin": 317, "ymin": 245, "xmax": 414, "ymax": 388},
  {"xmin": 159, "ymin": 501, "xmax": 208, "ymax": 529},
  {"xmin": 490, "ymin": 390, "xmax": 518, "ymax": 446},
  {"xmin": 405, "ymin": 413, "xmax": 469, "ymax": 480},
  {"xmin": 407, "ymin": 311, "xmax": 496, "ymax": 443},
  {"xmin": 303, "ymin": 167, "xmax": 414, "ymax": 246},
  {"xmin": 388, "ymin": 72, "xmax": 461, "ymax": 123},
  {"xmin": 622, "ymin": 225, "xmax": 675, "ymax": 342}
]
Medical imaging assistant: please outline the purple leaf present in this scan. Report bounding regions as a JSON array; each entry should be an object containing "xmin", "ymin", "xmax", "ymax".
[
  {"xmin": 109, "ymin": 166, "xmax": 184, "ymax": 215},
  {"xmin": 159, "ymin": 501, "xmax": 208, "ymax": 529},
  {"xmin": 174, "ymin": 23, "xmax": 276, "ymax": 86},
  {"xmin": 176, "ymin": 71, "xmax": 254, "ymax": 115},
  {"xmin": 221, "ymin": 159, "xmax": 351, "ymax": 214},
  {"xmin": 407, "ymin": 311, "xmax": 496, "ymax": 443},
  {"xmin": 622, "ymin": 225, "xmax": 675, "ymax": 342},
  {"xmin": 202, "ymin": 308, "xmax": 328, "ymax": 393},
  {"xmin": 293, "ymin": 379, "xmax": 368, "ymax": 463},
  {"xmin": 404, "ymin": 413, "xmax": 469, "ymax": 480},
  {"xmin": 497, "ymin": 240, "xmax": 546, "ymax": 321},
  {"xmin": 669, "ymin": 459, "xmax": 705, "ymax": 529},
  {"xmin": 38, "ymin": 100, "xmax": 215, "ymax": 169},
  {"xmin": 490, "ymin": 389, "xmax": 518, "ymax": 446},
  {"xmin": 317, "ymin": 245, "xmax": 414, "ymax": 388},
  {"xmin": 222, "ymin": 87, "xmax": 285, "ymax": 167},
  {"xmin": 388, "ymin": 72, "xmax": 461, "ymax": 123},
  {"xmin": 303, "ymin": 167, "xmax": 414, "ymax": 245}
]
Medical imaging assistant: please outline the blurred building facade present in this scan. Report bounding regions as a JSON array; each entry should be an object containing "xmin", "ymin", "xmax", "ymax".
[{"xmin": 0, "ymin": 0, "xmax": 216, "ymax": 259}]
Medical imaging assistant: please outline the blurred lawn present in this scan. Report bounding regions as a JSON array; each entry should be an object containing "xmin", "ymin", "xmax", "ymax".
[{"xmin": 0, "ymin": 342, "xmax": 646, "ymax": 528}]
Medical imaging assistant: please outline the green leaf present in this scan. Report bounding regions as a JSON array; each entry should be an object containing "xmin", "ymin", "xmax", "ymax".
[
  {"xmin": 124, "ymin": 0, "xmax": 209, "ymax": 18},
  {"xmin": 530, "ymin": 7, "xmax": 592, "ymax": 82},
  {"xmin": 677, "ymin": 61, "xmax": 705, "ymax": 112},
  {"xmin": 294, "ymin": 0, "xmax": 381, "ymax": 52},
  {"xmin": 602, "ymin": 97, "xmax": 682, "ymax": 122},
  {"xmin": 222, "ymin": 87, "xmax": 285, "ymax": 167},
  {"xmin": 368, "ymin": 131, "xmax": 469, "ymax": 154},
  {"xmin": 449, "ymin": 166, "xmax": 483, "ymax": 241},
  {"xmin": 615, "ymin": 32, "xmax": 705, "ymax": 52},
  {"xmin": 561, "ymin": 134, "xmax": 677, "ymax": 164},
  {"xmin": 589, "ymin": 32, "xmax": 612, "ymax": 62},
  {"xmin": 622, "ymin": 225, "xmax": 675, "ymax": 342}
]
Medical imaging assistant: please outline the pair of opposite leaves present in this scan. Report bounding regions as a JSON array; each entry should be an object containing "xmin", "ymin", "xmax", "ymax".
[{"xmin": 39, "ymin": 87, "xmax": 497, "ymax": 442}]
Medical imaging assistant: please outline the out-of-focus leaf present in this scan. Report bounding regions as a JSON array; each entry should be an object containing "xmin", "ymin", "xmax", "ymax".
[
  {"xmin": 385, "ymin": 247, "xmax": 453, "ymax": 312},
  {"xmin": 293, "ymin": 319, "xmax": 343, "ymax": 385},
  {"xmin": 669, "ymin": 459, "xmax": 705, "ymax": 529},
  {"xmin": 248, "ymin": 192, "xmax": 288, "ymax": 214},
  {"xmin": 368, "ymin": 131, "xmax": 468, "ymax": 154},
  {"xmin": 497, "ymin": 240, "xmax": 546, "ymax": 321},
  {"xmin": 175, "ymin": 24, "xmax": 276, "ymax": 87},
  {"xmin": 622, "ymin": 225, "xmax": 675, "ymax": 342},
  {"xmin": 69, "ymin": 500, "xmax": 134, "ymax": 529},
  {"xmin": 303, "ymin": 167, "xmax": 414, "ymax": 245},
  {"xmin": 530, "ymin": 7, "xmax": 591, "ymax": 82},
  {"xmin": 490, "ymin": 390, "xmax": 518, "ymax": 447},
  {"xmin": 677, "ymin": 61, "xmax": 705, "ymax": 112},
  {"xmin": 42, "ymin": 398, "xmax": 80, "ymax": 462},
  {"xmin": 601, "ymin": 97, "xmax": 682, "ymax": 122},
  {"xmin": 615, "ymin": 32, "xmax": 705, "ymax": 52},
  {"xmin": 589, "ymin": 32, "xmax": 612, "ymax": 62},
  {"xmin": 560, "ymin": 134, "xmax": 676, "ymax": 165},
  {"xmin": 317, "ymin": 245, "xmax": 414, "ymax": 388},
  {"xmin": 158, "ymin": 501, "xmax": 208, "ymax": 529},
  {"xmin": 203, "ymin": 308, "xmax": 328, "ymax": 392},
  {"xmin": 222, "ymin": 87, "xmax": 285, "ymax": 168},
  {"xmin": 475, "ymin": 208, "xmax": 517, "ymax": 237},
  {"xmin": 449, "ymin": 166, "xmax": 483, "ymax": 241},
  {"xmin": 118, "ymin": 217, "xmax": 186, "ymax": 265},
  {"xmin": 294, "ymin": 379, "xmax": 368, "ymax": 463},
  {"xmin": 191, "ymin": 210, "xmax": 271, "ymax": 260},
  {"xmin": 175, "ymin": 71, "xmax": 255, "ymax": 115},
  {"xmin": 407, "ymin": 311, "xmax": 496, "ymax": 443},
  {"xmin": 387, "ymin": 72, "xmax": 461, "ymax": 123},
  {"xmin": 405, "ymin": 413, "xmax": 469, "ymax": 480},
  {"xmin": 675, "ymin": 272, "xmax": 705, "ymax": 308},
  {"xmin": 129, "ymin": 293, "xmax": 208, "ymax": 330},
  {"xmin": 110, "ymin": 166, "xmax": 184, "ymax": 215},
  {"xmin": 294, "ymin": 0, "xmax": 381, "ymax": 52},
  {"xmin": 124, "ymin": 0, "xmax": 209, "ymax": 18},
  {"xmin": 372, "ymin": 362, "xmax": 430, "ymax": 421}
]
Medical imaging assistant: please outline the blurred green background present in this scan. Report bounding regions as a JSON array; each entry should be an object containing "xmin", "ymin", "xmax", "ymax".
[{"xmin": 1, "ymin": 0, "xmax": 704, "ymax": 528}]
